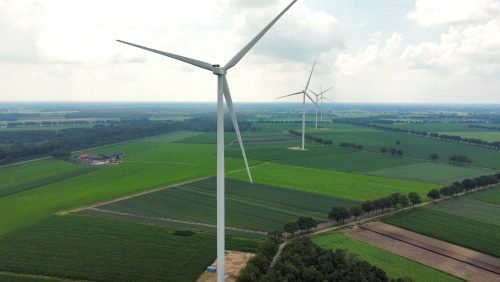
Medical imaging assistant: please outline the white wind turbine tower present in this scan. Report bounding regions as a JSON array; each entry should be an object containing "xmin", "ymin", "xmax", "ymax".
[
  {"xmin": 309, "ymin": 85, "xmax": 334, "ymax": 128},
  {"xmin": 276, "ymin": 61, "xmax": 317, "ymax": 150},
  {"xmin": 117, "ymin": 1, "xmax": 297, "ymax": 281}
]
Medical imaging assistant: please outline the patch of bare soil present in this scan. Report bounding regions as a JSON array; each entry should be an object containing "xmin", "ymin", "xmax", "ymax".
[
  {"xmin": 346, "ymin": 221, "xmax": 500, "ymax": 282},
  {"xmin": 197, "ymin": 251, "xmax": 255, "ymax": 282},
  {"xmin": 287, "ymin": 146, "xmax": 306, "ymax": 151}
]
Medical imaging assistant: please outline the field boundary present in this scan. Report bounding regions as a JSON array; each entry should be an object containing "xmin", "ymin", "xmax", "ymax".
[
  {"xmin": 0, "ymin": 271, "xmax": 82, "ymax": 282},
  {"xmin": 69, "ymin": 175, "xmax": 212, "ymax": 213},
  {"xmin": 86, "ymin": 207, "xmax": 267, "ymax": 236}
]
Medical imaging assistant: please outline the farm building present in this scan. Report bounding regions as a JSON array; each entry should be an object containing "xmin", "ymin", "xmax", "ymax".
[{"xmin": 74, "ymin": 152, "xmax": 124, "ymax": 165}]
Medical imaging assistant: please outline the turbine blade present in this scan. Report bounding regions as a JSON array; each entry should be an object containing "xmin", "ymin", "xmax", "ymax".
[
  {"xmin": 321, "ymin": 97, "xmax": 332, "ymax": 101},
  {"xmin": 276, "ymin": 91, "xmax": 303, "ymax": 99},
  {"xmin": 305, "ymin": 61, "xmax": 316, "ymax": 90},
  {"xmin": 116, "ymin": 40, "xmax": 213, "ymax": 71},
  {"xmin": 322, "ymin": 86, "xmax": 334, "ymax": 94},
  {"xmin": 223, "ymin": 77, "xmax": 253, "ymax": 184},
  {"xmin": 307, "ymin": 89, "xmax": 319, "ymax": 96},
  {"xmin": 305, "ymin": 92, "xmax": 317, "ymax": 106},
  {"xmin": 224, "ymin": 0, "xmax": 298, "ymax": 70}
]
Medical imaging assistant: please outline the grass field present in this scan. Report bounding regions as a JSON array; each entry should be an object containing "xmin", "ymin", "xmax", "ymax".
[
  {"xmin": 383, "ymin": 205, "xmax": 500, "ymax": 258},
  {"xmin": 367, "ymin": 162, "xmax": 491, "ymax": 184},
  {"xmin": 469, "ymin": 187, "xmax": 500, "ymax": 205},
  {"xmin": 99, "ymin": 178, "xmax": 358, "ymax": 232},
  {"xmin": 427, "ymin": 197, "xmax": 500, "ymax": 226},
  {"xmin": 307, "ymin": 123, "xmax": 500, "ymax": 169},
  {"xmin": 228, "ymin": 162, "xmax": 438, "ymax": 201},
  {"xmin": 0, "ymin": 214, "xmax": 259, "ymax": 282},
  {"xmin": 313, "ymin": 231, "xmax": 460, "ymax": 282},
  {"xmin": 0, "ymin": 132, "xmax": 255, "ymax": 236}
]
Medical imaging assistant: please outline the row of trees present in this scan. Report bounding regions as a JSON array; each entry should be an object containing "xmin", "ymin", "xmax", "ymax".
[
  {"xmin": 0, "ymin": 117, "xmax": 255, "ymax": 165},
  {"xmin": 449, "ymin": 155, "xmax": 472, "ymax": 165},
  {"xmin": 288, "ymin": 130, "xmax": 333, "ymax": 145},
  {"xmin": 328, "ymin": 192, "xmax": 422, "ymax": 225},
  {"xmin": 380, "ymin": 147, "xmax": 404, "ymax": 157},
  {"xmin": 469, "ymin": 124, "xmax": 500, "ymax": 131},
  {"xmin": 283, "ymin": 216, "xmax": 317, "ymax": 236},
  {"xmin": 427, "ymin": 173, "xmax": 500, "ymax": 201},
  {"xmin": 355, "ymin": 122, "xmax": 500, "ymax": 149},
  {"xmin": 340, "ymin": 142, "xmax": 363, "ymax": 150}
]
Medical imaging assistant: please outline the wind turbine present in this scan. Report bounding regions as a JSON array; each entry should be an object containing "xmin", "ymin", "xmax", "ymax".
[
  {"xmin": 276, "ymin": 61, "xmax": 317, "ymax": 150},
  {"xmin": 117, "ymin": 1, "xmax": 297, "ymax": 281},
  {"xmin": 309, "ymin": 85, "xmax": 334, "ymax": 128}
]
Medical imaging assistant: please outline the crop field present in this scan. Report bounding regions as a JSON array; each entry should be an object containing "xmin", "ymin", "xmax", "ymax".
[
  {"xmin": 469, "ymin": 187, "xmax": 500, "ymax": 205},
  {"xmin": 174, "ymin": 132, "xmax": 236, "ymax": 144},
  {"xmin": 307, "ymin": 123, "xmax": 500, "ymax": 169},
  {"xmin": 0, "ymin": 214, "xmax": 259, "ymax": 282},
  {"xmin": 97, "ymin": 178, "xmax": 358, "ymax": 232},
  {"xmin": 228, "ymin": 162, "xmax": 438, "ymax": 201},
  {"xmin": 385, "ymin": 123, "xmax": 484, "ymax": 132},
  {"xmin": 382, "ymin": 203, "xmax": 500, "ymax": 258},
  {"xmin": 313, "ymin": 231, "xmax": 460, "ymax": 282},
  {"xmin": 367, "ymin": 162, "xmax": 491, "ymax": 184},
  {"xmin": 0, "ymin": 131, "xmax": 255, "ymax": 236}
]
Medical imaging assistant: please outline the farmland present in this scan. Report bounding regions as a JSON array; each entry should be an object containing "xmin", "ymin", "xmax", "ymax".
[
  {"xmin": 0, "ymin": 132, "xmax": 255, "ymax": 236},
  {"xmin": 313, "ymin": 231, "xmax": 460, "ymax": 282},
  {"xmin": 382, "ymin": 189, "xmax": 500, "ymax": 258},
  {"xmin": 228, "ymin": 162, "xmax": 438, "ymax": 201},
  {"xmin": 95, "ymin": 178, "xmax": 358, "ymax": 232},
  {"xmin": 0, "ymin": 214, "xmax": 259, "ymax": 282}
]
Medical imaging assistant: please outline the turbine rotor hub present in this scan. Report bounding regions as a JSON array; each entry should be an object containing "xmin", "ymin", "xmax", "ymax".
[{"xmin": 212, "ymin": 65, "xmax": 226, "ymax": 75}]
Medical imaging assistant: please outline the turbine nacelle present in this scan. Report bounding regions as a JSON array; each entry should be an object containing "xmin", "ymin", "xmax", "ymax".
[{"xmin": 212, "ymin": 65, "xmax": 226, "ymax": 75}]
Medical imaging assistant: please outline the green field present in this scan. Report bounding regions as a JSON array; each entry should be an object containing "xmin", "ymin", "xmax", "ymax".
[
  {"xmin": 367, "ymin": 162, "xmax": 491, "ymax": 184},
  {"xmin": 228, "ymin": 162, "xmax": 438, "ymax": 201},
  {"xmin": 0, "ymin": 132, "xmax": 254, "ymax": 236},
  {"xmin": 313, "ymin": 231, "xmax": 460, "ymax": 282},
  {"xmin": 383, "ymin": 199, "xmax": 500, "ymax": 258},
  {"xmin": 469, "ymin": 187, "xmax": 500, "ymax": 205},
  {"xmin": 99, "ymin": 178, "xmax": 358, "ymax": 232},
  {"xmin": 306, "ymin": 123, "xmax": 500, "ymax": 169},
  {"xmin": 0, "ymin": 214, "xmax": 259, "ymax": 282}
]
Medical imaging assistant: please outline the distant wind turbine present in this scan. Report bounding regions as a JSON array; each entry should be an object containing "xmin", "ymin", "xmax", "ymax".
[
  {"xmin": 276, "ymin": 61, "xmax": 317, "ymax": 150},
  {"xmin": 309, "ymin": 85, "xmax": 334, "ymax": 128},
  {"xmin": 117, "ymin": 1, "xmax": 297, "ymax": 281}
]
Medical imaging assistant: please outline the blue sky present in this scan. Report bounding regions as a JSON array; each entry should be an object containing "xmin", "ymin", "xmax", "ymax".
[{"xmin": 0, "ymin": 0, "xmax": 499, "ymax": 103}]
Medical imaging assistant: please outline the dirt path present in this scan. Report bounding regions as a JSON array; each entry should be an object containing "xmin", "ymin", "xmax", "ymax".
[
  {"xmin": 347, "ymin": 222, "xmax": 500, "ymax": 282},
  {"xmin": 197, "ymin": 251, "xmax": 255, "ymax": 282},
  {"xmin": 86, "ymin": 207, "xmax": 267, "ymax": 236},
  {"xmin": 70, "ymin": 176, "xmax": 212, "ymax": 213},
  {"xmin": 271, "ymin": 242, "xmax": 287, "ymax": 267}
]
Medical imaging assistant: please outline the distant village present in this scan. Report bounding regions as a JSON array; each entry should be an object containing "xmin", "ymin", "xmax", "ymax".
[{"xmin": 74, "ymin": 152, "xmax": 124, "ymax": 166}]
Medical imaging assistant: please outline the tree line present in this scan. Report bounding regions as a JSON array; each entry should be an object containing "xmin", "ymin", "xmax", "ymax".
[
  {"xmin": 427, "ymin": 172, "xmax": 500, "ymax": 201},
  {"xmin": 0, "ymin": 116, "xmax": 254, "ymax": 165},
  {"xmin": 340, "ymin": 142, "xmax": 363, "ymax": 150},
  {"xmin": 288, "ymin": 130, "xmax": 333, "ymax": 145}
]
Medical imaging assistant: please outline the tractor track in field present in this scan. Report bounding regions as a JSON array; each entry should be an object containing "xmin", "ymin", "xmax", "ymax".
[{"xmin": 86, "ymin": 207, "xmax": 267, "ymax": 236}]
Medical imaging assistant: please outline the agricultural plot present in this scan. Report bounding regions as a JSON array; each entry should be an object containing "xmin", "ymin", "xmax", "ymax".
[
  {"xmin": 228, "ymin": 162, "xmax": 438, "ymax": 201},
  {"xmin": 386, "ymin": 122, "xmax": 500, "ymax": 142},
  {"xmin": 0, "ymin": 214, "xmax": 259, "ymax": 282},
  {"xmin": 382, "ymin": 202, "xmax": 500, "ymax": 258},
  {"xmin": 469, "ymin": 187, "xmax": 500, "ymax": 205},
  {"xmin": 308, "ymin": 123, "xmax": 500, "ymax": 169},
  {"xmin": 97, "ymin": 178, "xmax": 357, "ymax": 232},
  {"xmin": 313, "ymin": 231, "xmax": 460, "ymax": 282},
  {"xmin": 0, "ymin": 132, "xmax": 255, "ymax": 236},
  {"xmin": 367, "ymin": 162, "xmax": 491, "ymax": 184}
]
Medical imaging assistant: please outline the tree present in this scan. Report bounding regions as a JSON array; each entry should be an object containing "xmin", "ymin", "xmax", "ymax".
[
  {"xmin": 462, "ymin": 178, "xmax": 476, "ymax": 193},
  {"xmin": 380, "ymin": 147, "xmax": 388, "ymax": 154},
  {"xmin": 284, "ymin": 221, "xmax": 299, "ymax": 236},
  {"xmin": 427, "ymin": 189, "xmax": 441, "ymax": 202},
  {"xmin": 396, "ymin": 150, "xmax": 404, "ymax": 157},
  {"xmin": 297, "ymin": 217, "xmax": 317, "ymax": 232},
  {"xmin": 399, "ymin": 195, "xmax": 410, "ymax": 208},
  {"xmin": 389, "ymin": 193, "xmax": 403, "ymax": 208},
  {"xmin": 373, "ymin": 199, "xmax": 384, "ymax": 214},
  {"xmin": 487, "ymin": 175, "xmax": 499, "ymax": 187},
  {"xmin": 408, "ymin": 192, "xmax": 421, "ymax": 208},
  {"xmin": 430, "ymin": 153, "xmax": 439, "ymax": 161},
  {"xmin": 395, "ymin": 140, "xmax": 401, "ymax": 145},
  {"xmin": 350, "ymin": 206, "xmax": 363, "ymax": 221},
  {"xmin": 361, "ymin": 200, "xmax": 375, "ymax": 215},
  {"xmin": 50, "ymin": 148, "xmax": 71, "ymax": 160},
  {"xmin": 440, "ymin": 186, "xmax": 453, "ymax": 198},
  {"xmin": 390, "ymin": 148, "xmax": 397, "ymax": 156},
  {"xmin": 329, "ymin": 207, "xmax": 351, "ymax": 224}
]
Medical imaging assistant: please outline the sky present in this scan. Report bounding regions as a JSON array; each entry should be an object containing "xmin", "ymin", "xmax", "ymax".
[{"xmin": 1, "ymin": 0, "xmax": 499, "ymax": 103}]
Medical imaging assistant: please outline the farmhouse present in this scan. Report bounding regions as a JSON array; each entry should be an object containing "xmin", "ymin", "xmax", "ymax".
[{"xmin": 75, "ymin": 152, "xmax": 124, "ymax": 165}]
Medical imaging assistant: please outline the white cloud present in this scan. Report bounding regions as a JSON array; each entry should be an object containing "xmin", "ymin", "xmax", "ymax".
[
  {"xmin": 403, "ymin": 19, "xmax": 500, "ymax": 75},
  {"xmin": 407, "ymin": 0, "xmax": 500, "ymax": 26}
]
